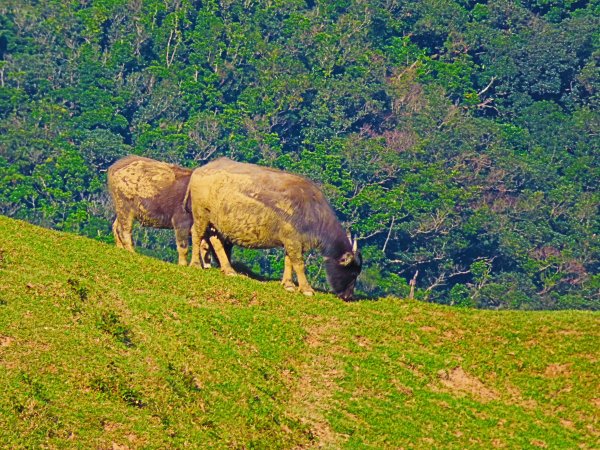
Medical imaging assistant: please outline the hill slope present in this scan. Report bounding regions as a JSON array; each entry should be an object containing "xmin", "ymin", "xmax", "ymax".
[{"xmin": 0, "ymin": 215, "xmax": 598, "ymax": 448}]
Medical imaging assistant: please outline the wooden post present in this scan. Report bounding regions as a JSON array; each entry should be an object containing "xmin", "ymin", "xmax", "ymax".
[{"xmin": 409, "ymin": 270, "xmax": 418, "ymax": 300}]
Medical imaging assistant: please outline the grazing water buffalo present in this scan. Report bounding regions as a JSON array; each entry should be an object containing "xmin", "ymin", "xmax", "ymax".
[
  {"xmin": 108, "ymin": 155, "xmax": 216, "ymax": 266},
  {"xmin": 186, "ymin": 158, "xmax": 362, "ymax": 300}
]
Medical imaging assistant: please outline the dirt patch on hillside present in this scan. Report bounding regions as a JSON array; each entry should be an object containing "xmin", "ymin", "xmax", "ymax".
[
  {"xmin": 437, "ymin": 367, "xmax": 499, "ymax": 402},
  {"xmin": 544, "ymin": 363, "xmax": 572, "ymax": 378},
  {"xmin": 0, "ymin": 335, "xmax": 14, "ymax": 347}
]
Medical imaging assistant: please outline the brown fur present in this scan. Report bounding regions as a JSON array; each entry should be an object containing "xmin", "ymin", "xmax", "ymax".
[
  {"xmin": 107, "ymin": 155, "xmax": 213, "ymax": 266},
  {"xmin": 186, "ymin": 158, "xmax": 361, "ymax": 299}
]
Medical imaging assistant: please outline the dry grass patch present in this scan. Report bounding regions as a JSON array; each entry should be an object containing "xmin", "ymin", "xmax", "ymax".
[
  {"xmin": 436, "ymin": 366, "xmax": 499, "ymax": 402},
  {"xmin": 544, "ymin": 363, "xmax": 572, "ymax": 378}
]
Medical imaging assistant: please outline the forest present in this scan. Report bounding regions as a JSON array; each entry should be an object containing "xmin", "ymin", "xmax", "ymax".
[{"xmin": 0, "ymin": 0, "xmax": 598, "ymax": 309}]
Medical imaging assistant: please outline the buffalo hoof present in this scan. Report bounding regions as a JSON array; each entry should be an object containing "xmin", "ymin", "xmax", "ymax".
[
  {"xmin": 301, "ymin": 289, "xmax": 315, "ymax": 296},
  {"xmin": 222, "ymin": 268, "xmax": 237, "ymax": 276},
  {"xmin": 282, "ymin": 281, "xmax": 296, "ymax": 292}
]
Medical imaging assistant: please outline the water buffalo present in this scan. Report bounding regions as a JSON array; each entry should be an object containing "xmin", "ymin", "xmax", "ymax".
[
  {"xmin": 107, "ymin": 155, "xmax": 216, "ymax": 266},
  {"xmin": 185, "ymin": 158, "xmax": 362, "ymax": 300}
]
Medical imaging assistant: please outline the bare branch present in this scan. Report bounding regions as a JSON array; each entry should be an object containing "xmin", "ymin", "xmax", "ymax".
[
  {"xmin": 447, "ymin": 268, "xmax": 471, "ymax": 278},
  {"xmin": 357, "ymin": 227, "xmax": 387, "ymax": 240},
  {"xmin": 409, "ymin": 209, "xmax": 452, "ymax": 237},
  {"xmin": 425, "ymin": 273, "xmax": 447, "ymax": 292},
  {"xmin": 478, "ymin": 76, "xmax": 496, "ymax": 96},
  {"xmin": 382, "ymin": 216, "xmax": 395, "ymax": 253}
]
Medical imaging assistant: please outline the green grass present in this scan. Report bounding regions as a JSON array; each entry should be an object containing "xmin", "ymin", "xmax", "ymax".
[{"xmin": 0, "ymin": 215, "xmax": 598, "ymax": 449}]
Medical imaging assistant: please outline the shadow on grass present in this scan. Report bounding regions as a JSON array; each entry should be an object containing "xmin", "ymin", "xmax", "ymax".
[
  {"xmin": 230, "ymin": 262, "xmax": 275, "ymax": 282},
  {"xmin": 186, "ymin": 254, "xmax": 380, "ymax": 302},
  {"xmin": 230, "ymin": 263, "xmax": 379, "ymax": 302},
  {"xmin": 229, "ymin": 262, "xmax": 377, "ymax": 301}
]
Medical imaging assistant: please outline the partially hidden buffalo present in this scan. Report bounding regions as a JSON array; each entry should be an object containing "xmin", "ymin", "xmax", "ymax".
[
  {"xmin": 108, "ymin": 155, "xmax": 216, "ymax": 266},
  {"xmin": 185, "ymin": 158, "xmax": 362, "ymax": 300}
]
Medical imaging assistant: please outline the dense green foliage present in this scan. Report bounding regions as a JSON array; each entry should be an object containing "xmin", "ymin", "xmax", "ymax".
[
  {"xmin": 0, "ymin": 0, "xmax": 598, "ymax": 309},
  {"xmin": 1, "ymin": 216, "xmax": 599, "ymax": 448}
]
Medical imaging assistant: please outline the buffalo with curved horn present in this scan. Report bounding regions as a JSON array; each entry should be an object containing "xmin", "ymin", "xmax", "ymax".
[{"xmin": 186, "ymin": 158, "xmax": 361, "ymax": 300}]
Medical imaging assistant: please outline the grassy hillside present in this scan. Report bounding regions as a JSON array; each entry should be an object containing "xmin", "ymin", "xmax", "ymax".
[{"xmin": 0, "ymin": 215, "xmax": 598, "ymax": 449}]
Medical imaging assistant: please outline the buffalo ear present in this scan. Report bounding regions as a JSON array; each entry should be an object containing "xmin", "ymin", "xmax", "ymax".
[{"xmin": 338, "ymin": 251, "xmax": 355, "ymax": 267}]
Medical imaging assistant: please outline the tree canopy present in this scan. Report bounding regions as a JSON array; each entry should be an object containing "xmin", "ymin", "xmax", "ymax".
[{"xmin": 1, "ymin": 0, "xmax": 598, "ymax": 309}]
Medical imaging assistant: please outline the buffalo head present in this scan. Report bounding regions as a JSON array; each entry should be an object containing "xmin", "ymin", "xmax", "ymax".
[{"xmin": 325, "ymin": 237, "xmax": 362, "ymax": 301}]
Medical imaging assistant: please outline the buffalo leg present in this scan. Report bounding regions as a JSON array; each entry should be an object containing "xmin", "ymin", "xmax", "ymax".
[
  {"xmin": 209, "ymin": 238, "xmax": 233, "ymax": 268},
  {"xmin": 209, "ymin": 234, "xmax": 236, "ymax": 276},
  {"xmin": 112, "ymin": 218, "xmax": 124, "ymax": 248},
  {"xmin": 281, "ymin": 254, "xmax": 296, "ymax": 292},
  {"xmin": 200, "ymin": 238, "xmax": 212, "ymax": 268},
  {"xmin": 173, "ymin": 225, "xmax": 190, "ymax": 266},
  {"xmin": 113, "ymin": 212, "xmax": 134, "ymax": 251},
  {"xmin": 285, "ymin": 243, "xmax": 314, "ymax": 296},
  {"xmin": 190, "ymin": 215, "xmax": 209, "ymax": 268}
]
